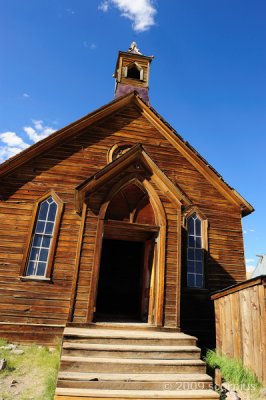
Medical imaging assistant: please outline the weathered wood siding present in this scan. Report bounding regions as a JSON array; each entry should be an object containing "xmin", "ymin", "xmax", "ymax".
[
  {"xmin": 212, "ymin": 277, "xmax": 266, "ymax": 384},
  {"xmin": 0, "ymin": 104, "xmax": 246, "ymax": 338}
]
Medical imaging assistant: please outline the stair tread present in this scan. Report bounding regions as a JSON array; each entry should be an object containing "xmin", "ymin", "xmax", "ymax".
[
  {"xmin": 61, "ymin": 356, "xmax": 205, "ymax": 365},
  {"xmin": 58, "ymin": 372, "xmax": 212, "ymax": 382},
  {"xmin": 64, "ymin": 328, "xmax": 196, "ymax": 340},
  {"xmin": 63, "ymin": 343, "xmax": 200, "ymax": 352},
  {"xmin": 55, "ymin": 388, "xmax": 219, "ymax": 398}
]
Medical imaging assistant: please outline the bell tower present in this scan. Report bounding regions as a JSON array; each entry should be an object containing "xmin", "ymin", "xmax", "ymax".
[{"xmin": 114, "ymin": 42, "xmax": 154, "ymax": 104}]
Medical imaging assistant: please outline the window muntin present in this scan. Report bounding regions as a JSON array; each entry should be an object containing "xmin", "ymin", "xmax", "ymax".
[
  {"xmin": 187, "ymin": 213, "xmax": 204, "ymax": 288},
  {"xmin": 26, "ymin": 196, "xmax": 58, "ymax": 277}
]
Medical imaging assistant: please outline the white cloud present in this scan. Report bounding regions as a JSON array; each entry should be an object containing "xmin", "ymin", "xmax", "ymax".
[
  {"xmin": 0, "ymin": 131, "xmax": 28, "ymax": 149},
  {"xmin": 83, "ymin": 41, "xmax": 97, "ymax": 50},
  {"xmin": 66, "ymin": 8, "xmax": 75, "ymax": 15},
  {"xmin": 0, "ymin": 131, "xmax": 29, "ymax": 163},
  {"xmin": 98, "ymin": 1, "xmax": 109, "ymax": 12},
  {"xmin": 244, "ymin": 229, "xmax": 255, "ymax": 235},
  {"xmin": 24, "ymin": 120, "xmax": 56, "ymax": 143},
  {"xmin": 245, "ymin": 258, "xmax": 255, "ymax": 264},
  {"xmin": 98, "ymin": 0, "xmax": 157, "ymax": 32},
  {"xmin": 0, "ymin": 120, "xmax": 56, "ymax": 164},
  {"xmin": 23, "ymin": 93, "xmax": 30, "ymax": 98},
  {"xmin": 246, "ymin": 264, "xmax": 255, "ymax": 272}
]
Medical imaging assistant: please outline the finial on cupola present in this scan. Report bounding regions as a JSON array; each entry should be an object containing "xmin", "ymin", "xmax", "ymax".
[
  {"xmin": 113, "ymin": 43, "xmax": 154, "ymax": 104},
  {"xmin": 128, "ymin": 42, "xmax": 142, "ymax": 55}
]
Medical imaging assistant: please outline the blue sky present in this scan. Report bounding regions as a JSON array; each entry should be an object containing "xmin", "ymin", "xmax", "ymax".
[{"xmin": 1, "ymin": 0, "xmax": 265, "ymax": 272}]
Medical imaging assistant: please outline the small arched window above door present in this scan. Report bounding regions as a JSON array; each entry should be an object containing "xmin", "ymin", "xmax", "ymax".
[
  {"xmin": 185, "ymin": 209, "xmax": 208, "ymax": 289},
  {"xmin": 105, "ymin": 182, "xmax": 155, "ymax": 225}
]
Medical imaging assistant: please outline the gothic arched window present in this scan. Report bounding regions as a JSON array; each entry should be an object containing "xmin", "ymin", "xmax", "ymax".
[
  {"xmin": 21, "ymin": 192, "xmax": 63, "ymax": 279},
  {"xmin": 186, "ymin": 213, "xmax": 205, "ymax": 288}
]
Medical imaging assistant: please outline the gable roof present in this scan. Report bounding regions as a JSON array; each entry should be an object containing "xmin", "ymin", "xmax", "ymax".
[
  {"xmin": 75, "ymin": 143, "xmax": 191, "ymax": 213},
  {"xmin": 0, "ymin": 91, "xmax": 253, "ymax": 216}
]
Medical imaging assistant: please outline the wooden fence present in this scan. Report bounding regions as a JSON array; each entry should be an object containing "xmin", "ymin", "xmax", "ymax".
[{"xmin": 211, "ymin": 276, "xmax": 266, "ymax": 385}]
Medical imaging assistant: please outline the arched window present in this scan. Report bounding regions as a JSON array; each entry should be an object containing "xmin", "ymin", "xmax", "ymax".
[
  {"xmin": 127, "ymin": 64, "xmax": 141, "ymax": 80},
  {"xmin": 187, "ymin": 213, "xmax": 204, "ymax": 288},
  {"xmin": 124, "ymin": 62, "xmax": 144, "ymax": 81},
  {"xmin": 21, "ymin": 192, "xmax": 63, "ymax": 279}
]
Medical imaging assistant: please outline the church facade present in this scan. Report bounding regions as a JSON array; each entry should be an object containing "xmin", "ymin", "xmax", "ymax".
[{"xmin": 0, "ymin": 44, "xmax": 253, "ymax": 346}]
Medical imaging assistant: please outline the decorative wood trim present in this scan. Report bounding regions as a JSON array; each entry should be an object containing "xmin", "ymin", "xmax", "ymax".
[
  {"xmin": 86, "ymin": 218, "xmax": 104, "ymax": 322},
  {"xmin": 67, "ymin": 202, "xmax": 87, "ymax": 322},
  {"xmin": 175, "ymin": 206, "xmax": 182, "ymax": 328},
  {"xmin": 104, "ymin": 220, "xmax": 159, "ymax": 234},
  {"xmin": 85, "ymin": 175, "xmax": 167, "ymax": 327},
  {"xmin": 75, "ymin": 144, "xmax": 191, "ymax": 213},
  {"xmin": 182, "ymin": 206, "xmax": 208, "ymax": 289},
  {"xmin": 107, "ymin": 142, "xmax": 134, "ymax": 163},
  {"xmin": 183, "ymin": 205, "xmax": 209, "ymax": 251},
  {"xmin": 19, "ymin": 190, "xmax": 64, "ymax": 279}
]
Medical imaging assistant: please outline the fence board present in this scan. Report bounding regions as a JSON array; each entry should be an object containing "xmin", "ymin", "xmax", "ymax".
[{"xmin": 212, "ymin": 276, "xmax": 266, "ymax": 385}]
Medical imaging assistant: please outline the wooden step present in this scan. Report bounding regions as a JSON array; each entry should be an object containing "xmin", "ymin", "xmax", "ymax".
[
  {"xmin": 62, "ymin": 343, "xmax": 201, "ymax": 359},
  {"xmin": 60, "ymin": 356, "xmax": 206, "ymax": 374},
  {"xmin": 55, "ymin": 326, "xmax": 217, "ymax": 400},
  {"xmin": 55, "ymin": 388, "xmax": 219, "ymax": 399},
  {"xmin": 57, "ymin": 372, "xmax": 212, "ymax": 390},
  {"xmin": 66, "ymin": 323, "xmax": 177, "ymax": 331},
  {"xmin": 63, "ymin": 328, "xmax": 196, "ymax": 346}
]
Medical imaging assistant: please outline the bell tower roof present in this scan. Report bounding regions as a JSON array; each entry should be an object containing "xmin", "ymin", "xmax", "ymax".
[{"xmin": 114, "ymin": 43, "xmax": 154, "ymax": 104}]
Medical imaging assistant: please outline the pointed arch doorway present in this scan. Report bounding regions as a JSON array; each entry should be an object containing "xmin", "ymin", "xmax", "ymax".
[{"xmin": 91, "ymin": 178, "xmax": 166, "ymax": 325}]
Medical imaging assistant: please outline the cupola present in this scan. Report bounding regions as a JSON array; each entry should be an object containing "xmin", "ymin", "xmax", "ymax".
[{"xmin": 114, "ymin": 42, "xmax": 154, "ymax": 103}]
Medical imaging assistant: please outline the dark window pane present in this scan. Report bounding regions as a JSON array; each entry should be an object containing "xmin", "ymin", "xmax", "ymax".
[
  {"xmin": 36, "ymin": 262, "xmax": 46, "ymax": 276},
  {"xmin": 26, "ymin": 261, "xmax": 35, "ymax": 276},
  {"xmin": 36, "ymin": 221, "xmax": 45, "ymax": 234},
  {"xmin": 195, "ymin": 249, "xmax": 202, "ymax": 261},
  {"xmin": 195, "ymin": 236, "xmax": 202, "ymax": 248},
  {"xmin": 196, "ymin": 274, "xmax": 203, "ymax": 288},
  {"xmin": 32, "ymin": 235, "xmax": 42, "ymax": 247},
  {"xmin": 187, "ymin": 273, "xmax": 195, "ymax": 287},
  {"xmin": 187, "ymin": 248, "xmax": 194, "ymax": 261},
  {"xmin": 42, "ymin": 236, "xmax": 51, "ymax": 248},
  {"xmin": 188, "ymin": 236, "xmax": 195, "ymax": 247},
  {"xmin": 38, "ymin": 201, "xmax": 49, "ymax": 221},
  {"xmin": 39, "ymin": 248, "xmax": 49, "ymax": 262},
  {"xmin": 195, "ymin": 261, "xmax": 203, "ymax": 274},
  {"xmin": 45, "ymin": 222, "xmax": 54, "ymax": 235},
  {"xmin": 48, "ymin": 202, "xmax": 57, "ymax": 222},
  {"xmin": 47, "ymin": 196, "xmax": 53, "ymax": 204},
  {"xmin": 187, "ymin": 261, "xmax": 194, "ymax": 272},
  {"xmin": 195, "ymin": 218, "xmax": 201, "ymax": 236},
  {"xmin": 29, "ymin": 247, "xmax": 40, "ymax": 262},
  {"xmin": 187, "ymin": 217, "xmax": 194, "ymax": 234}
]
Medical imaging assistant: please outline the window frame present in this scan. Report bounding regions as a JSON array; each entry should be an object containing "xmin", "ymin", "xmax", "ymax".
[
  {"xmin": 123, "ymin": 62, "xmax": 144, "ymax": 81},
  {"xmin": 183, "ymin": 207, "xmax": 208, "ymax": 289},
  {"xmin": 20, "ymin": 190, "xmax": 64, "ymax": 280}
]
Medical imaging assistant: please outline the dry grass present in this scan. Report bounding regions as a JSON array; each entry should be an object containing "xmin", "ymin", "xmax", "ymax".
[{"xmin": 0, "ymin": 339, "xmax": 60, "ymax": 400}]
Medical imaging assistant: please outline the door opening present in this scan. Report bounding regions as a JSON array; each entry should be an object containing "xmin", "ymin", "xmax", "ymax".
[{"xmin": 95, "ymin": 239, "xmax": 148, "ymax": 322}]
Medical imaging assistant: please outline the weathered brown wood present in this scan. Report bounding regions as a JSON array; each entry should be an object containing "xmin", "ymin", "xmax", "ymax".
[
  {"xmin": 212, "ymin": 277, "xmax": 266, "ymax": 384},
  {"xmin": 0, "ymin": 76, "xmax": 252, "ymax": 345}
]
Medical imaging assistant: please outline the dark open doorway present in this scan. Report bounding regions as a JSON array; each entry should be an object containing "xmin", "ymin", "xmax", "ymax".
[{"xmin": 95, "ymin": 239, "xmax": 146, "ymax": 322}]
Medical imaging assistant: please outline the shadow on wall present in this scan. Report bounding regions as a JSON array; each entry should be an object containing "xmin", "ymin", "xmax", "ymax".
[{"xmin": 180, "ymin": 242, "xmax": 239, "ymax": 352}]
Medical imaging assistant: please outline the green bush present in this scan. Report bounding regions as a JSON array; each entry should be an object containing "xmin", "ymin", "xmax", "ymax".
[{"xmin": 205, "ymin": 349, "xmax": 262, "ymax": 389}]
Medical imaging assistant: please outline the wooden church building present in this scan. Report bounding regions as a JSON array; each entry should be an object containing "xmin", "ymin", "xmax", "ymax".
[{"xmin": 0, "ymin": 43, "xmax": 253, "ymax": 348}]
